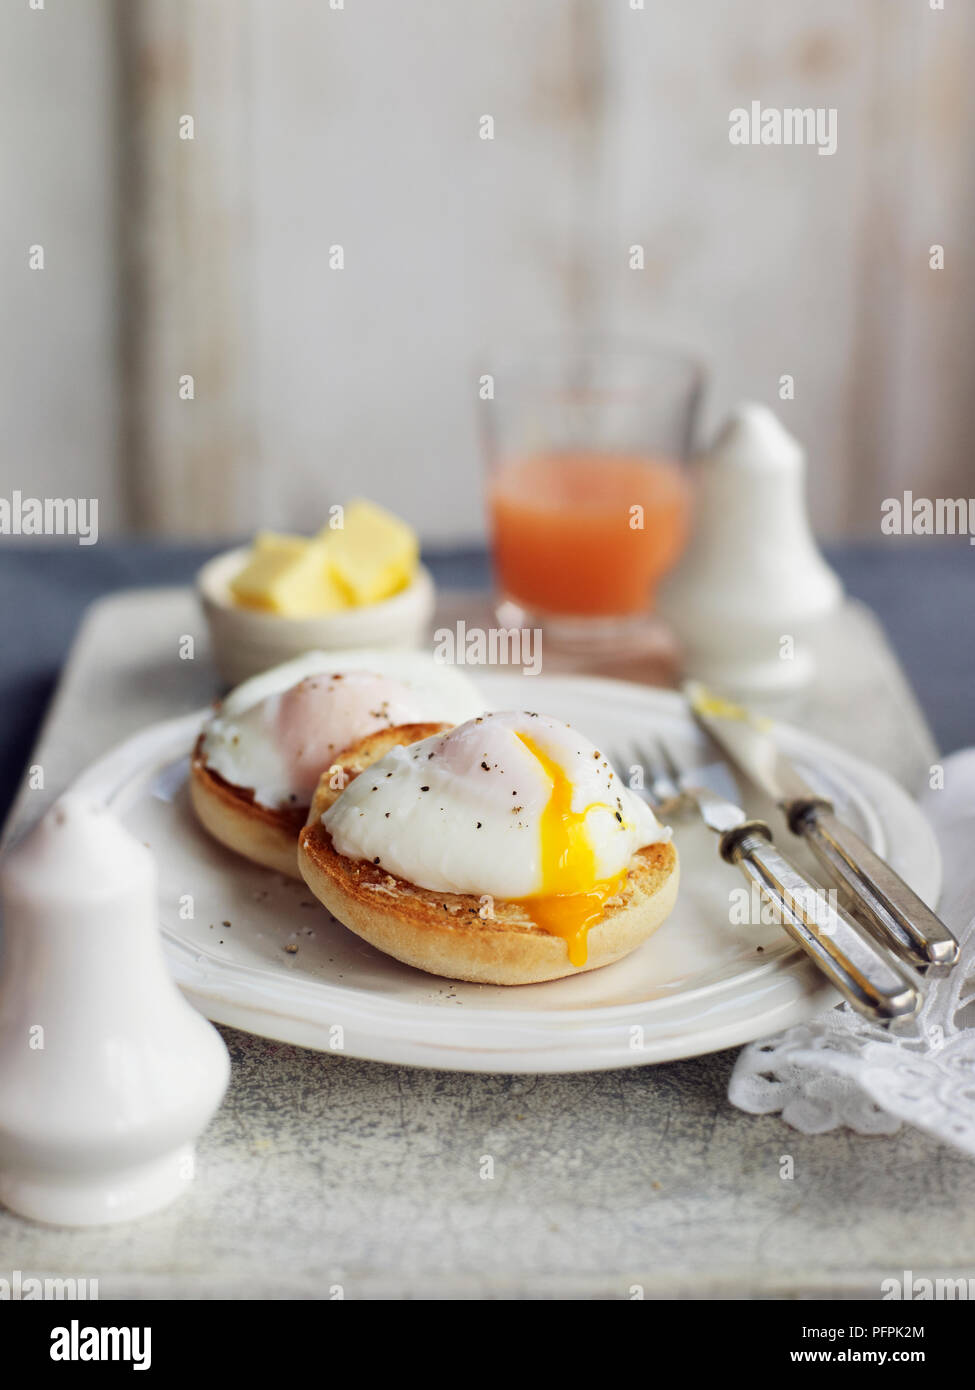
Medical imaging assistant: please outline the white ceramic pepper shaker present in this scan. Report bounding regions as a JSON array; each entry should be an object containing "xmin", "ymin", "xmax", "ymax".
[
  {"xmin": 657, "ymin": 403, "xmax": 843, "ymax": 694},
  {"xmin": 0, "ymin": 794, "xmax": 230, "ymax": 1226}
]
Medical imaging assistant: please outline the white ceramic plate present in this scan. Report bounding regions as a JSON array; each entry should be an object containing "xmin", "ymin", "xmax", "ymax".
[{"xmin": 72, "ymin": 675, "xmax": 941, "ymax": 1073}]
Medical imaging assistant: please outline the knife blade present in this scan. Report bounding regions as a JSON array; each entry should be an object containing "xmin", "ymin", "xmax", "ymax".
[{"xmin": 684, "ymin": 680, "xmax": 959, "ymax": 970}]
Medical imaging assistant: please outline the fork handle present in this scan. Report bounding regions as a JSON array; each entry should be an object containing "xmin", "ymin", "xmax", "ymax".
[{"xmin": 720, "ymin": 824, "xmax": 919, "ymax": 1023}]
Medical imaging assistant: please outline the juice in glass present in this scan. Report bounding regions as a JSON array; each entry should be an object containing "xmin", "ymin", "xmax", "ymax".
[
  {"xmin": 489, "ymin": 450, "xmax": 691, "ymax": 619},
  {"xmin": 483, "ymin": 344, "xmax": 702, "ymax": 637}
]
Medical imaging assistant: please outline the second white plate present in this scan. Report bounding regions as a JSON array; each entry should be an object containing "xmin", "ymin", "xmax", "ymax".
[{"xmin": 72, "ymin": 674, "xmax": 941, "ymax": 1072}]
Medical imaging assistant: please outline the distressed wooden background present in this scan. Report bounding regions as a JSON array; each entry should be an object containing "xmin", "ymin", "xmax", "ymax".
[{"xmin": 2, "ymin": 0, "xmax": 973, "ymax": 542}]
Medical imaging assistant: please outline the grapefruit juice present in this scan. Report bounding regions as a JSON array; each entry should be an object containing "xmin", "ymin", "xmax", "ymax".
[{"xmin": 489, "ymin": 451, "xmax": 691, "ymax": 618}]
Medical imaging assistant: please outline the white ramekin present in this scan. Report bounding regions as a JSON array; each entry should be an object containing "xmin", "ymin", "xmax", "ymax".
[{"xmin": 196, "ymin": 546, "xmax": 436, "ymax": 687}]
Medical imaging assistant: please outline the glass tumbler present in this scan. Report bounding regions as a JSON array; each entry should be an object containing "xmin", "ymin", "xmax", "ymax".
[{"xmin": 483, "ymin": 339, "xmax": 704, "ymax": 647}]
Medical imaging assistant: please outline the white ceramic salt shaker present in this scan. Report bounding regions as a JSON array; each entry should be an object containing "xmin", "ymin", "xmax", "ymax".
[
  {"xmin": 657, "ymin": 403, "xmax": 843, "ymax": 694},
  {"xmin": 0, "ymin": 794, "xmax": 230, "ymax": 1226}
]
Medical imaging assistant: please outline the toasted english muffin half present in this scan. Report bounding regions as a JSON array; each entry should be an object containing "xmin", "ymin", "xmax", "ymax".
[
  {"xmin": 297, "ymin": 730, "xmax": 680, "ymax": 985},
  {"xmin": 189, "ymin": 735, "xmax": 307, "ymax": 877},
  {"xmin": 190, "ymin": 723, "xmax": 451, "ymax": 879}
]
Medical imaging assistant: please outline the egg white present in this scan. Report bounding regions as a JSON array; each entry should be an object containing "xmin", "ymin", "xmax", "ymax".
[
  {"xmin": 218, "ymin": 648, "xmax": 483, "ymax": 721},
  {"xmin": 200, "ymin": 649, "xmax": 484, "ymax": 809},
  {"xmin": 322, "ymin": 710, "xmax": 669, "ymax": 899}
]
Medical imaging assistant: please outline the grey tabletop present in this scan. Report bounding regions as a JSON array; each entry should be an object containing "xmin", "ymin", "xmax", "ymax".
[{"xmin": 0, "ymin": 539, "xmax": 973, "ymax": 1299}]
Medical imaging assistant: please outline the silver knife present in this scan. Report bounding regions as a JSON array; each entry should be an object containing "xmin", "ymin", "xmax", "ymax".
[{"xmin": 685, "ymin": 681, "xmax": 959, "ymax": 970}]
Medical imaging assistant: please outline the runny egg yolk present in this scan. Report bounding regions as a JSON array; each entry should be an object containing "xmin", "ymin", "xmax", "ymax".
[{"xmin": 513, "ymin": 733, "xmax": 625, "ymax": 968}]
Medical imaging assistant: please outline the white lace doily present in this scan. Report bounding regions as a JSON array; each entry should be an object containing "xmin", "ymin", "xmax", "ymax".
[{"xmin": 729, "ymin": 750, "xmax": 975, "ymax": 1153}]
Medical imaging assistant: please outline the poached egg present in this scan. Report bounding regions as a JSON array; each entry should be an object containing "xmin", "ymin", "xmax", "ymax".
[
  {"xmin": 322, "ymin": 710, "xmax": 670, "ymax": 965},
  {"xmin": 200, "ymin": 649, "xmax": 483, "ymax": 811}
]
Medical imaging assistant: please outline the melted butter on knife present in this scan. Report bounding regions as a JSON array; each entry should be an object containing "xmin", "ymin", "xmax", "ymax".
[{"xmin": 685, "ymin": 681, "xmax": 773, "ymax": 731}]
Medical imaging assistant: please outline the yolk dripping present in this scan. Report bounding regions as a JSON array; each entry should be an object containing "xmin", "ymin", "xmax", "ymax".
[{"xmin": 514, "ymin": 733, "xmax": 625, "ymax": 967}]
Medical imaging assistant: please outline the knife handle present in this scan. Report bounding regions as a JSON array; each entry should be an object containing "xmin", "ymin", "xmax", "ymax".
[
  {"xmin": 792, "ymin": 807, "xmax": 958, "ymax": 970},
  {"xmin": 720, "ymin": 825, "xmax": 919, "ymax": 1023}
]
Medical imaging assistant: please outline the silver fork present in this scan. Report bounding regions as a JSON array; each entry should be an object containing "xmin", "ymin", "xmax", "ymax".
[{"xmin": 618, "ymin": 738, "xmax": 920, "ymax": 1024}]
